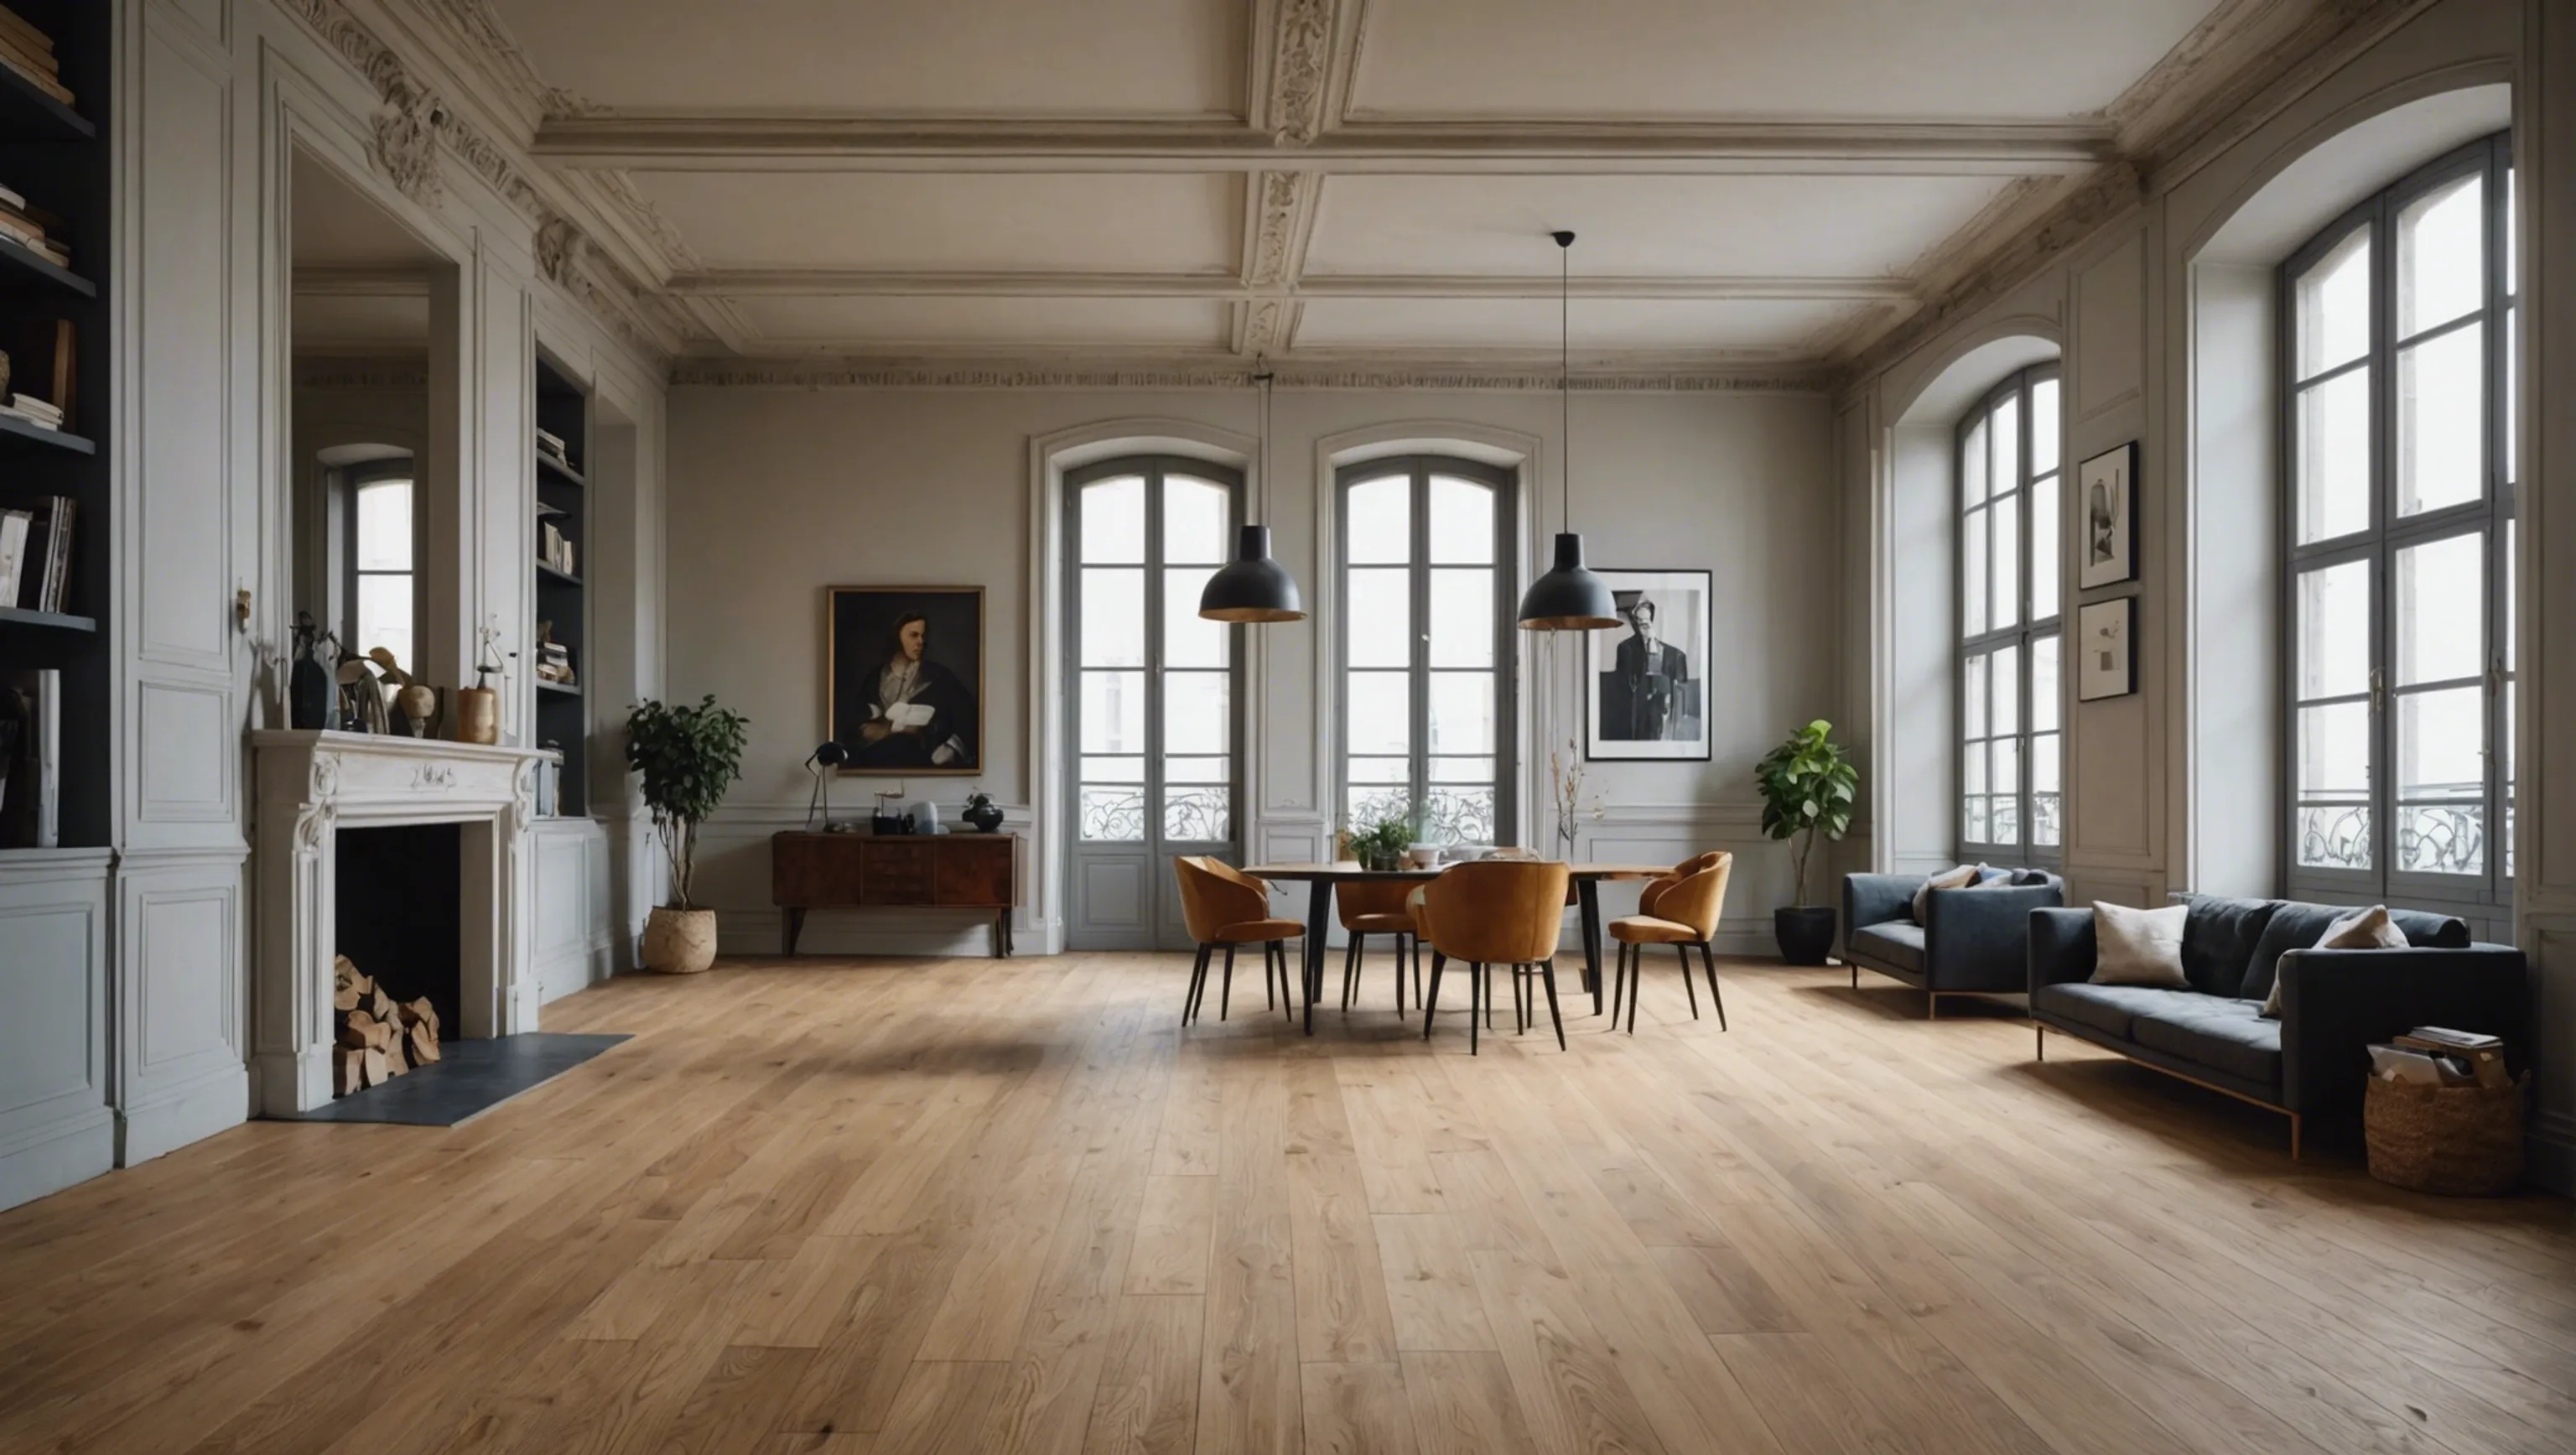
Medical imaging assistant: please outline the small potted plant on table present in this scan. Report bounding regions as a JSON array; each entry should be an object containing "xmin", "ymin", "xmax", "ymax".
[
  {"xmin": 1757, "ymin": 719, "xmax": 1857, "ymax": 965},
  {"xmin": 1344, "ymin": 806, "xmax": 1418, "ymax": 872},
  {"xmin": 625, "ymin": 694, "xmax": 749, "ymax": 974}
]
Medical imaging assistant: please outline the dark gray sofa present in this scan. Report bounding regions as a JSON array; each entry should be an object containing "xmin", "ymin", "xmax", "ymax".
[
  {"xmin": 2028, "ymin": 895, "xmax": 2530, "ymax": 1157},
  {"xmin": 1841, "ymin": 869, "xmax": 2065, "ymax": 1017}
]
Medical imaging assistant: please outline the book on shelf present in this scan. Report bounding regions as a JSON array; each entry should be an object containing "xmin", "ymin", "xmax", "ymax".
[
  {"xmin": 536, "ymin": 429, "xmax": 569, "ymax": 465},
  {"xmin": 0, "ymin": 506, "xmax": 29, "ymax": 603},
  {"xmin": 0, "ymin": 667, "xmax": 59, "ymax": 849},
  {"xmin": 6, "ymin": 392, "xmax": 61, "ymax": 428},
  {"xmin": 3, "ymin": 494, "xmax": 75, "ymax": 612},
  {"xmin": 0, "ymin": 318, "xmax": 76, "ymax": 431},
  {"xmin": 0, "ymin": 5, "xmax": 71, "ymax": 109}
]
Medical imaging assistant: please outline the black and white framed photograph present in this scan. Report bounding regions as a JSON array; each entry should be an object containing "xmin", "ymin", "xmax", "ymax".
[
  {"xmin": 2075, "ymin": 597, "xmax": 2137, "ymax": 701},
  {"xmin": 1585, "ymin": 569, "xmax": 1711, "ymax": 761},
  {"xmin": 827, "ymin": 585, "xmax": 984, "ymax": 774},
  {"xmin": 2077, "ymin": 441, "xmax": 2138, "ymax": 588}
]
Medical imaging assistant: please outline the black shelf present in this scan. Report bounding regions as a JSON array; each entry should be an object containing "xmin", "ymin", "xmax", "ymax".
[
  {"xmin": 0, "ymin": 61, "xmax": 91, "ymax": 141},
  {"xmin": 0, "ymin": 605, "xmax": 96, "ymax": 632},
  {"xmin": 537, "ymin": 452, "xmax": 586, "ymax": 488},
  {"xmin": 0, "ymin": 411, "xmax": 91, "ymax": 452},
  {"xmin": 535, "ymin": 561, "xmax": 581, "ymax": 587},
  {"xmin": 0, "ymin": 234, "xmax": 92, "ymax": 296},
  {"xmin": 534, "ymin": 678, "xmax": 581, "ymax": 698}
]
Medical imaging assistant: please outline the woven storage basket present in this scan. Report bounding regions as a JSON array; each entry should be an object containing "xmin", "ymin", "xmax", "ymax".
[{"xmin": 2363, "ymin": 1073, "xmax": 2527, "ymax": 1196}]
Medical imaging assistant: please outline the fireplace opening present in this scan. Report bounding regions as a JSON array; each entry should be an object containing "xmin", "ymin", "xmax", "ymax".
[{"xmin": 335, "ymin": 823, "xmax": 463, "ymax": 1045}]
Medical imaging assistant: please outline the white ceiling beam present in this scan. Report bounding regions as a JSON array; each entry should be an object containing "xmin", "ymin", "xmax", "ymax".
[
  {"xmin": 529, "ymin": 117, "xmax": 2112, "ymax": 174},
  {"xmin": 663, "ymin": 270, "xmax": 1915, "ymax": 302}
]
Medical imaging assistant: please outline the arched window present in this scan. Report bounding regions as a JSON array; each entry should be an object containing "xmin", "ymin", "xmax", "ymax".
[
  {"xmin": 1957, "ymin": 365, "xmax": 2063, "ymax": 862},
  {"xmin": 1336, "ymin": 455, "xmax": 1516, "ymax": 846},
  {"xmin": 2281, "ymin": 133, "xmax": 2514, "ymax": 907}
]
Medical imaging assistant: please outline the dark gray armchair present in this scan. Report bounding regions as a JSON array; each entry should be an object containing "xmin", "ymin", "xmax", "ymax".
[{"xmin": 1841, "ymin": 869, "xmax": 2065, "ymax": 1017}]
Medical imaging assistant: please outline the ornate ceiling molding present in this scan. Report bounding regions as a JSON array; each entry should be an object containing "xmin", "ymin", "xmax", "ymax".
[
  {"xmin": 1268, "ymin": 0, "xmax": 1337, "ymax": 146},
  {"xmin": 668, "ymin": 355, "xmax": 1829, "ymax": 394},
  {"xmin": 1248, "ymin": 171, "xmax": 1306, "ymax": 288}
]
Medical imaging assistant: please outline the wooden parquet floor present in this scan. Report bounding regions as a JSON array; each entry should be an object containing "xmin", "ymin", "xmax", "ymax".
[{"xmin": 3, "ymin": 952, "xmax": 2573, "ymax": 1455}]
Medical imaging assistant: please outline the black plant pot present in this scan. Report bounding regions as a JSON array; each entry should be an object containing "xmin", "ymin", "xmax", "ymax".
[{"xmin": 1774, "ymin": 907, "xmax": 1837, "ymax": 966}]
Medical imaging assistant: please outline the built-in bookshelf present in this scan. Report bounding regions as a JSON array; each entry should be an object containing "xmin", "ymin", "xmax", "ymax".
[
  {"xmin": 533, "ymin": 352, "xmax": 588, "ymax": 817},
  {"xmin": 0, "ymin": 1, "xmax": 106, "ymax": 851}
]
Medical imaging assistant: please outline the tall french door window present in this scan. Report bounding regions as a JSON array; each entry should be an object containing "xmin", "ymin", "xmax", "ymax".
[
  {"xmin": 1067, "ymin": 459, "xmax": 1242, "ymax": 850},
  {"xmin": 1957, "ymin": 365, "xmax": 2063, "ymax": 862},
  {"xmin": 345, "ymin": 459, "xmax": 418, "ymax": 668},
  {"xmin": 1337, "ymin": 456, "xmax": 1515, "ymax": 845},
  {"xmin": 2282, "ymin": 133, "xmax": 2515, "ymax": 907}
]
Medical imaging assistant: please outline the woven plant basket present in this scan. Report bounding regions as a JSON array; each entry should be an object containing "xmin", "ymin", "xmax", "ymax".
[{"xmin": 2363, "ymin": 1073, "xmax": 2527, "ymax": 1196}]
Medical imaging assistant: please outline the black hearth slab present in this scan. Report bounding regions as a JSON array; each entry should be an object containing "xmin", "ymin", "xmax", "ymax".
[{"xmin": 276, "ymin": 1033, "xmax": 631, "ymax": 1126}]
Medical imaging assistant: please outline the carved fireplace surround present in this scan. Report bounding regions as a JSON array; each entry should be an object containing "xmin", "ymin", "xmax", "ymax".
[{"xmin": 250, "ymin": 730, "xmax": 553, "ymax": 1115}]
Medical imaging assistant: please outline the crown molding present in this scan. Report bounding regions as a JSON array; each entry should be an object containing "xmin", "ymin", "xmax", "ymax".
[
  {"xmin": 669, "ymin": 353, "xmax": 1830, "ymax": 394},
  {"xmin": 660, "ymin": 268, "xmax": 1916, "ymax": 303}
]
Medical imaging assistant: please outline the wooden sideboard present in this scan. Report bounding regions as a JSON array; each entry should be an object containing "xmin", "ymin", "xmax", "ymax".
[{"xmin": 771, "ymin": 830, "xmax": 1020, "ymax": 957}]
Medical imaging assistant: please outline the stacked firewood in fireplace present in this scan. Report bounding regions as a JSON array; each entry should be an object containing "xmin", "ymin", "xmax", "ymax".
[{"xmin": 332, "ymin": 955, "xmax": 441, "ymax": 1094}]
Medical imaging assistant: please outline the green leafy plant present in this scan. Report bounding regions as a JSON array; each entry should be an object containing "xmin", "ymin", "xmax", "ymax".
[
  {"xmin": 1757, "ymin": 719, "xmax": 1858, "ymax": 907},
  {"xmin": 624, "ymin": 694, "xmax": 750, "ymax": 910},
  {"xmin": 1343, "ymin": 805, "xmax": 1419, "ymax": 871}
]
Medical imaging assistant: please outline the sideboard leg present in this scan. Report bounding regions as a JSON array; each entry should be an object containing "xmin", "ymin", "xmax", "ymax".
[
  {"xmin": 993, "ymin": 908, "xmax": 1009, "ymax": 959},
  {"xmin": 782, "ymin": 907, "xmax": 807, "ymax": 956}
]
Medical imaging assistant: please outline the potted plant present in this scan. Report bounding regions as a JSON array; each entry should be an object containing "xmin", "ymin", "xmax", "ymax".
[
  {"xmin": 1344, "ymin": 804, "xmax": 1417, "ymax": 872},
  {"xmin": 1756, "ymin": 719, "xmax": 1857, "ymax": 965},
  {"xmin": 625, "ymin": 694, "xmax": 750, "ymax": 974}
]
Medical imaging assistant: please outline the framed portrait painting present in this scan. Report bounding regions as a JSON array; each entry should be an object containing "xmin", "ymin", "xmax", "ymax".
[
  {"xmin": 826, "ymin": 585, "xmax": 984, "ymax": 775},
  {"xmin": 1585, "ymin": 569, "xmax": 1712, "ymax": 761},
  {"xmin": 2077, "ymin": 442, "xmax": 2138, "ymax": 589}
]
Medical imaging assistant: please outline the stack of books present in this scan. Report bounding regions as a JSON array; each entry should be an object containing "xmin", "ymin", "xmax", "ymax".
[
  {"xmin": 2368, "ymin": 1026, "xmax": 2508, "ymax": 1089},
  {"xmin": 0, "ymin": 183, "xmax": 68, "ymax": 269},
  {"xmin": 0, "ymin": 7, "xmax": 71, "ymax": 111},
  {"xmin": 2, "ymin": 392, "xmax": 60, "ymax": 429},
  {"xmin": 532, "ymin": 622, "xmax": 575, "ymax": 685},
  {"xmin": 0, "ymin": 495, "xmax": 75, "ymax": 612},
  {"xmin": 537, "ymin": 429, "xmax": 570, "ymax": 468},
  {"xmin": 539, "ymin": 518, "xmax": 577, "ymax": 577}
]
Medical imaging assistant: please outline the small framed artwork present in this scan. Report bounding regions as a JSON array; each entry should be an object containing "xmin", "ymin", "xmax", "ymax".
[
  {"xmin": 2077, "ymin": 442, "xmax": 2138, "ymax": 589},
  {"xmin": 2075, "ymin": 597, "xmax": 2137, "ymax": 701},
  {"xmin": 1586, "ymin": 569, "xmax": 1712, "ymax": 761},
  {"xmin": 826, "ymin": 585, "xmax": 984, "ymax": 774}
]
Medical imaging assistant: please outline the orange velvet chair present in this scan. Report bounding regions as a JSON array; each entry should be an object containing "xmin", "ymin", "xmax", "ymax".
[
  {"xmin": 1415, "ymin": 859, "xmax": 1574, "ymax": 1053},
  {"xmin": 1172, "ymin": 856, "xmax": 1303, "ymax": 1025},
  {"xmin": 1607, "ymin": 852, "xmax": 1733, "ymax": 1034},
  {"xmin": 1335, "ymin": 879, "xmax": 1420, "ymax": 1013}
]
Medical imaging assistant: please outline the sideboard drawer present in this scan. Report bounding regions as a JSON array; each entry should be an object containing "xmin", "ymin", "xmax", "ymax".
[
  {"xmin": 862, "ymin": 840, "xmax": 935, "ymax": 904},
  {"xmin": 935, "ymin": 839, "xmax": 1015, "ymax": 907}
]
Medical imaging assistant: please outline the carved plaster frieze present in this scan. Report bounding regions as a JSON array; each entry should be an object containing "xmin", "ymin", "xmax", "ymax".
[
  {"xmin": 1249, "ymin": 171, "xmax": 1304, "ymax": 288},
  {"xmin": 669, "ymin": 357, "xmax": 1829, "ymax": 394},
  {"xmin": 1270, "ymin": 0, "xmax": 1337, "ymax": 145}
]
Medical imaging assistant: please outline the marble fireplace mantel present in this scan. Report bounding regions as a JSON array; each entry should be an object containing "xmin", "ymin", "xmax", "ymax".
[{"xmin": 249, "ymin": 730, "xmax": 555, "ymax": 1115}]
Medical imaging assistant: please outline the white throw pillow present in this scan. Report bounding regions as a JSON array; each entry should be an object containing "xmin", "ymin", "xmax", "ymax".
[
  {"xmin": 2262, "ymin": 905, "xmax": 2407, "ymax": 1016},
  {"xmin": 1912, "ymin": 864, "xmax": 1982, "ymax": 922},
  {"xmin": 2089, "ymin": 902, "xmax": 2189, "ymax": 987}
]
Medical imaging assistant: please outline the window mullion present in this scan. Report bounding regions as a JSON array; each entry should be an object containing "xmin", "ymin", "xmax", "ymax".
[{"xmin": 1411, "ymin": 466, "xmax": 1431, "ymax": 818}]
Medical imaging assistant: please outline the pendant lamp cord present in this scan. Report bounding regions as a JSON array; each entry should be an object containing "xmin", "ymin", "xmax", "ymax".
[
  {"xmin": 1561, "ymin": 239, "xmax": 1571, "ymax": 533},
  {"xmin": 1256, "ymin": 357, "xmax": 1272, "ymax": 524}
]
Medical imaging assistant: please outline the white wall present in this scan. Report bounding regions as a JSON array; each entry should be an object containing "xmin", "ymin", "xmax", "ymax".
[{"xmin": 665, "ymin": 383, "xmax": 1836, "ymax": 955}]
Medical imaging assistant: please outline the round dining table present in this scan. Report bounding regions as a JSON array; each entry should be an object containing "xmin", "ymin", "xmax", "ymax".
[{"xmin": 1239, "ymin": 860, "xmax": 1676, "ymax": 1034}]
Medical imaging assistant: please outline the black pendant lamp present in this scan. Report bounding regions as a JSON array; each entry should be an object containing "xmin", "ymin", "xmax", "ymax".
[
  {"xmin": 1200, "ymin": 364, "xmax": 1307, "ymax": 623},
  {"xmin": 1517, "ymin": 230, "xmax": 1622, "ymax": 631}
]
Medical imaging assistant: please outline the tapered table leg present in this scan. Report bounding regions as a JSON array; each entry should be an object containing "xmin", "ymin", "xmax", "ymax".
[
  {"xmin": 1302, "ymin": 877, "xmax": 1332, "ymax": 1035},
  {"xmin": 1577, "ymin": 879, "xmax": 1605, "ymax": 1014}
]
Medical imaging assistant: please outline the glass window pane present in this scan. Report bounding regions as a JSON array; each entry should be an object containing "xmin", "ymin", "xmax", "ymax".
[
  {"xmin": 1078, "ymin": 785, "xmax": 1145, "ymax": 842},
  {"xmin": 2505, "ymin": 305, "xmax": 2518, "ymax": 486},
  {"xmin": 1427, "ymin": 673, "xmax": 1494, "ymax": 756},
  {"xmin": 2034, "ymin": 791, "xmax": 2062, "ymax": 849},
  {"xmin": 1165, "ymin": 787, "xmax": 1230, "ymax": 844},
  {"xmin": 1428, "ymin": 755, "xmax": 1493, "ymax": 784},
  {"xmin": 1420, "ymin": 787, "xmax": 1494, "ymax": 846},
  {"xmin": 1992, "ymin": 393, "xmax": 2020, "ymax": 495},
  {"xmin": 1346, "ymin": 568, "xmax": 1411, "ymax": 668},
  {"xmin": 1962, "ymin": 653, "xmax": 1987, "ymax": 740},
  {"xmin": 1347, "ymin": 782, "xmax": 1413, "ymax": 835},
  {"xmin": 1429, "ymin": 476, "xmax": 1494, "ymax": 564},
  {"xmin": 1079, "ymin": 568, "xmax": 1145, "ymax": 667},
  {"xmin": 2031, "ymin": 472, "xmax": 2059, "ymax": 621},
  {"xmin": 2396, "ymin": 322, "xmax": 2484, "ymax": 517},
  {"xmin": 1164, "ymin": 672, "xmax": 1229, "ymax": 756},
  {"xmin": 1962, "ymin": 743, "xmax": 1987, "ymax": 797},
  {"xmin": 2296, "ymin": 367, "xmax": 2371, "ymax": 543},
  {"xmin": 2033, "ymin": 730, "xmax": 2061, "ymax": 794},
  {"xmin": 2031, "ymin": 377, "xmax": 2060, "ymax": 475},
  {"xmin": 1081, "ymin": 475, "xmax": 1145, "ymax": 563},
  {"xmin": 2298, "ymin": 701, "xmax": 2372, "ymax": 797},
  {"xmin": 1163, "ymin": 567, "xmax": 1228, "ymax": 668},
  {"xmin": 1961, "ymin": 419, "xmax": 1989, "ymax": 506},
  {"xmin": 1991, "ymin": 491, "xmax": 2021, "ymax": 631},
  {"xmin": 1348, "ymin": 756, "xmax": 1410, "ymax": 784},
  {"xmin": 2295, "ymin": 226, "xmax": 2371, "ymax": 378},
  {"xmin": 2032, "ymin": 636, "xmax": 2060, "ymax": 732},
  {"xmin": 2296, "ymin": 560, "xmax": 2372, "ymax": 699},
  {"xmin": 2397, "ymin": 172, "xmax": 2484, "ymax": 338},
  {"xmin": 1081, "ymin": 755, "xmax": 1145, "ymax": 782},
  {"xmin": 1964, "ymin": 796, "xmax": 1988, "ymax": 845},
  {"xmin": 1348, "ymin": 672, "xmax": 1409, "ymax": 756},
  {"xmin": 2395, "ymin": 533, "xmax": 2483, "ymax": 686},
  {"xmin": 1081, "ymin": 671, "xmax": 1146, "ymax": 753},
  {"xmin": 354, "ymin": 574, "xmax": 412, "ymax": 667},
  {"xmin": 1346, "ymin": 475, "xmax": 1410, "ymax": 564},
  {"xmin": 1991, "ymin": 644, "xmax": 2019, "ymax": 739},
  {"xmin": 354, "ymin": 480, "xmax": 412, "ymax": 571},
  {"xmin": 2396, "ymin": 685, "xmax": 2484, "ymax": 800},
  {"xmin": 2298, "ymin": 803, "xmax": 2371, "ymax": 870},
  {"xmin": 1165, "ymin": 755, "xmax": 1228, "ymax": 782},
  {"xmin": 1163, "ymin": 476, "xmax": 1230, "ymax": 564},
  {"xmin": 1428, "ymin": 569, "xmax": 1493, "ymax": 668},
  {"xmin": 1962, "ymin": 507, "xmax": 1988, "ymax": 637},
  {"xmin": 1990, "ymin": 735, "xmax": 2021, "ymax": 846},
  {"xmin": 2397, "ymin": 804, "xmax": 2483, "ymax": 876}
]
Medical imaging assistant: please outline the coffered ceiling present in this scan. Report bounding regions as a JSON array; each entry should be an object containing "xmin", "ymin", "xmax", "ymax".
[{"xmin": 412, "ymin": 0, "xmax": 2302, "ymax": 372}]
